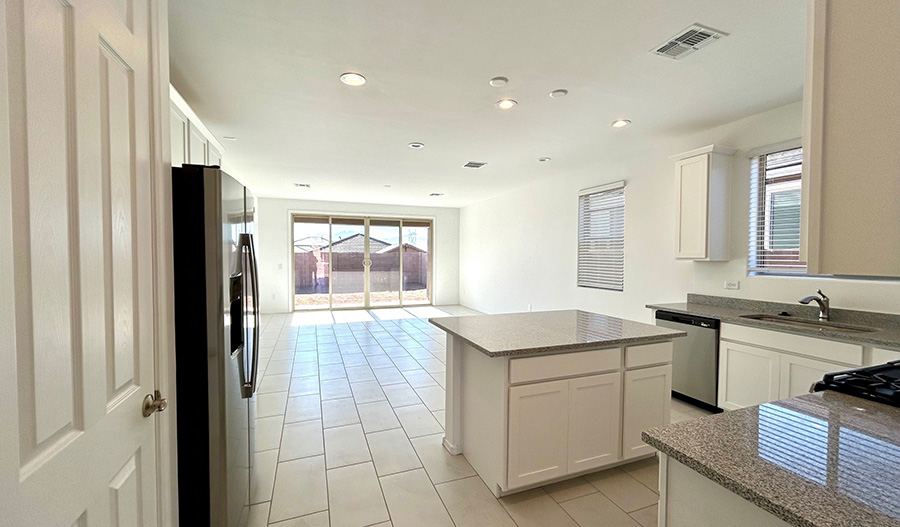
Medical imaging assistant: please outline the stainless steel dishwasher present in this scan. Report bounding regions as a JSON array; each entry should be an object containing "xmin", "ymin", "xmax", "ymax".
[{"xmin": 655, "ymin": 311, "xmax": 722, "ymax": 412}]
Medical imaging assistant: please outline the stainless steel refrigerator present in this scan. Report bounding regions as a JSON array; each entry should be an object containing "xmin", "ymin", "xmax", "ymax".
[{"xmin": 172, "ymin": 165, "xmax": 260, "ymax": 526}]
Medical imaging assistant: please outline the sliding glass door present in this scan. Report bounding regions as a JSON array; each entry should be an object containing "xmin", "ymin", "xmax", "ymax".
[
  {"xmin": 293, "ymin": 217, "xmax": 330, "ymax": 310},
  {"xmin": 330, "ymin": 218, "xmax": 367, "ymax": 308},
  {"xmin": 292, "ymin": 215, "xmax": 432, "ymax": 310},
  {"xmin": 369, "ymin": 219, "xmax": 402, "ymax": 307},
  {"xmin": 402, "ymin": 221, "xmax": 431, "ymax": 305}
]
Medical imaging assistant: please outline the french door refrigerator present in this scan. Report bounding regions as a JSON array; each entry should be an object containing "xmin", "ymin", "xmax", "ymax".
[{"xmin": 172, "ymin": 165, "xmax": 260, "ymax": 526}]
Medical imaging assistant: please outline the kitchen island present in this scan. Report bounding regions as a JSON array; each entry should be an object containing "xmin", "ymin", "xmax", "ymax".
[
  {"xmin": 429, "ymin": 310, "xmax": 685, "ymax": 497},
  {"xmin": 643, "ymin": 391, "xmax": 900, "ymax": 527}
]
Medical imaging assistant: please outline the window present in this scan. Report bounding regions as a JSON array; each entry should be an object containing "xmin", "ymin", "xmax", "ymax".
[
  {"xmin": 577, "ymin": 181, "xmax": 625, "ymax": 291},
  {"xmin": 749, "ymin": 146, "xmax": 807, "ymax": 274}
]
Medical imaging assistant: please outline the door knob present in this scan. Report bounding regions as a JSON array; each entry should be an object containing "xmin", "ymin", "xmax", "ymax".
[{"xmin": 142, "ymin": 390, "xmax": 168, "ymax": 417}]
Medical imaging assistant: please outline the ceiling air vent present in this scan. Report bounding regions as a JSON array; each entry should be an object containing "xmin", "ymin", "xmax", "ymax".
[
  {"xmin": 652, "ymin": 24, "xmax": 727, "ymax": 60},
  {"xmin": 462, "ymin": 161, "xmax": 487, "ymax": 169}
]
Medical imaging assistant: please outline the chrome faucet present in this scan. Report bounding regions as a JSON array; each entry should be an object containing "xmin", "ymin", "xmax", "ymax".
[{"xmin": 799, "ymin": 289, "xmax": 830, "ymax": 321}]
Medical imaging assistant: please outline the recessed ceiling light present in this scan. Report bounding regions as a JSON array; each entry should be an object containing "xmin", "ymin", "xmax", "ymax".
[
  {"xmin": 539, "ymin": 157, "xmax": 552, "ymax": 162},
  {"xmin": 408, "ymin": 142, "xmax": 425, "ymax": 149},
  {"xmin": 294, "ymin": 183, "xmax": 311, "ymax": 188},
  {"xmin": 223, "ymin": 136, "xmax": 237, "ymax": 141},
  {"xmin": 429, "ymin": 193, "xmax": 444, "ymax": 197},
  {"xmin": 549, "ymin": 89, "xmax": 568, "ymax": 98},
  {"xmin": 489, "ymin": 76, "xmax": 508, "ymax": 87},
  {"xmin": 383, "ymin": 184, "xmax": 392, "ymax": 188},
  {"xmin": 611, "ymin": 119, "xmax": 632, "ymax": 129},
  {"xmin": 495, "ymin": 99, "xmax": 517, "ymax": 110},
  {"xmin": 339, "ymin": 72, "xmax": 366, "ymax": 86}
]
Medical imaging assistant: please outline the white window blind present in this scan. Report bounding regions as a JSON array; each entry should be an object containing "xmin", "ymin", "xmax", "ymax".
[
  {"xmin": 578, "ymin": 181, "xmax": 625, "ymax": 291},
  {"xmin": 749, "ymin": 146, "xmax": 807, "ymax": 274}
]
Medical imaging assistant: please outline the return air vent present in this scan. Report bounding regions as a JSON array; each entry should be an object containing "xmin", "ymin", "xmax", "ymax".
[
  {"xmin": 462, "ymin": 161, "xmax": 487, "ymax": 169},
  {"xmin": 652, "ymin": 24, "xmax": 726, "ymax": 60}
]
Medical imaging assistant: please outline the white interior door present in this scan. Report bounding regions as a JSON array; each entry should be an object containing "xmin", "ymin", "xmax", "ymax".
[{"xmin": 1, "ymin": 0, "xmax": 162, "ymax": 525}]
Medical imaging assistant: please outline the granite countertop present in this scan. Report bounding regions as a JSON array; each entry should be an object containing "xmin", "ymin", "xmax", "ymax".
[
  {"xmin": 647, "ymin": 294, "xmax": 900, "ymax": 349},
  {"xmin": 643, "ymin": 391, "xmax": 900, "ymax": 527},
  {"xmin": 429, "ymin": 309, "xmax": 685, "ymax": 357}
]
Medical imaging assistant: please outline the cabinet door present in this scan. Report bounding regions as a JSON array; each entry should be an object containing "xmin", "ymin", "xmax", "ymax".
[
  {"xmin": 508, "ymin": 380, "xmax": 569, "ymax": 488},
  {"xmin": 169, "ymin": 103, "xmax": 188, "ymax": 168},
  {"xmin": 779, "ymin": 354, "xmax": 843, "ymax": 399},
  {"xmin": 718, "ymin": 341, "xmax": 780, "ymax": 410},
  {"xmin": 802, "ymin": 0, "xmax": 900, "ymax": 277},
  {"xmin": 675, "ymin": 154, "xmax": 710, "ymax": 259},
  {"xmin": 208, "ymin": 144, "xmax": 222, "ymax": 167},
  {"xmin": 189, "ymin": 123, "xmax": 207, "ymax": 165},
  {"xmin": 568, "ymin": 373, "xmax": 621, "ymax": 473},
  {"xmin": 622, "ymin": 365, "xmax": 672, "ymax": 460}
]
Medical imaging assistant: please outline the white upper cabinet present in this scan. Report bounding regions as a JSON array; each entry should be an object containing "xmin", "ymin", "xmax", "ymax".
[
  {"xmin": 208, "ymin": 144, "xmax": 222, "ymax": 167},
  {"xmin": 188, "ymin": 123, "xmax": 208, "ymax": 165},
  {"xmin": 672, "ymin": 145, "xmax": 736, "ymax": 261},
  {"xmin": 169, "ymin": 103, "xmax": 188, "ymax": 168},
  {"xmin": 801, "ymin": 0, "xmax": 900, "ymax": 277},
  {"xmin": 169, "ymin": 85, "xmax": 226, "ymax": 170}
]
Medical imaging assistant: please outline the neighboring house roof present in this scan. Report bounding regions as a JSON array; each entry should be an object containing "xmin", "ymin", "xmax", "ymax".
[
  {"xmin": 295, "ymin": 234, "xmax": 424, "ymax": 254},
  {"xmin": 375, "ymin": 243, "xmax": 426, "ymax": 254},
  {"xmin": 329, "ymin": 233, "xmax": 390, "ymax": 253},
  {"xmin": 294, "ymin": 235, "xmax": 329, "ymax": 253}
]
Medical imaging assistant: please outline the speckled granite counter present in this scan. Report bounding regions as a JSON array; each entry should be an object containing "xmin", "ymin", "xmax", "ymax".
[
  {"xmin": 429, "ymin": 309, "xmax": 685, "ymax": 357},
  {"xmin": 647, "ymin": 294, "xmax": 900, "ymax": 349},
  {"xmin": 644, "ymin": 391, "xmax": 900, "ymax": 527}
]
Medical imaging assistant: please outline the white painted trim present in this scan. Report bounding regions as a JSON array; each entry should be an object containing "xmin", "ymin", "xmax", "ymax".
[
  {"xmin": 578, "ymin": 180, "xmax": 625, "ymax": 197},
  {"xmin": 151, "ymin": 1, "xmax": 178, "ymax": 525},
  {"xmin": 669, "ymin": 144, "xmax": 738, "ymax": 160},
  {"xmin": 745, "ymin": 138, "xmax": 802, "ymax": 159},
  {"xmin": 169, "ymin": 84, "xmax": 226, "ymax": 155}
]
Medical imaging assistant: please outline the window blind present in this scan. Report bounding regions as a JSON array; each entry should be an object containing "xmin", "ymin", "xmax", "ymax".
[
  {"xmin": 577, "ymin": 181, "xmax": 625, "ymax": 291},
  {"xmin": 748, "ymin": 147, "xmax": 807, "ymax": 273}
]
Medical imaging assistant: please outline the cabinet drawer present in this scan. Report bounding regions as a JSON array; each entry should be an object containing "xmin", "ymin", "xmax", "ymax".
[
  {"xmin": 721, "ymin": 323, "xmax": 863, "ymax": 366},
  {"xmin": 626, "ymin": 342, "xmax": 673, "ymax": 368},
  {"xmin": 509, "ymin": 348, "xmax": 621, "ymax": 385}
]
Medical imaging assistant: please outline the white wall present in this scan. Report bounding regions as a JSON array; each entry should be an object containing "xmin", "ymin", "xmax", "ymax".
[
  {"xmin": 460, "ymin": 101, "xmax": 900, "ymax": 321},
  {"xmin": 258, "ymin": 197, "xmax": 460, "ymax": 313}
]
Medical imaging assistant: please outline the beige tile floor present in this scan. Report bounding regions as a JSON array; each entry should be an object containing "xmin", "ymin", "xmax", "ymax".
[{"xmin": 249, "ymin": 306, "xmax": 712, "ymax": 527}]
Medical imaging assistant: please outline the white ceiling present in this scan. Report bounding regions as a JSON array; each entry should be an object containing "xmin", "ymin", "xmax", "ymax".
[{"xmin": 169, "ymin": 0, "xmax": 806, "ymax": 208}]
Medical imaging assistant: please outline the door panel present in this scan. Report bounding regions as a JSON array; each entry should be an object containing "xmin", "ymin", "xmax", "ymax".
[
  {"xmin": 779, "ymin": 354, "xmax": 841, "ymax": 400},
  {"xmin": 369, "ymin": 219, "xmax": 400, "ymax": 307},
  {"xmin": 718, "ymin": 341, "xmax": 780, "ymax": 410},
  {"xmin": 507, "ymin": 379, "xmax": 569, "ymax": 488},
  {"xmin": 189, "ymin": 122, "xmax": 207, "ymax": 165},
  {"xmin": 675, "ymin": 154, "xmax": 709, "ymax": 259},
  {"xmin": 568, "ymin": 373, "xmax": 621, "ymax": 472},
  {"xmin": 1, "ymin": 0, "xmax": 160, "ymax": 524},
  {"xmin": 169, "ymin": 104, "xmax": 187, "ymax": 167},
  {"xmin": 330, "ymin": 218, "xmax": 366, "ymax": 308},
  {"xmin": 401, "ymin": 220, "xmax": 431, "ymax": 305},
  {"xmin": 292, "ymin": 216, "xmax": 330, "ymax": 310},
  {"xmin": 623, "ymin": 365, "xmax": 672, "ymax": 460}
]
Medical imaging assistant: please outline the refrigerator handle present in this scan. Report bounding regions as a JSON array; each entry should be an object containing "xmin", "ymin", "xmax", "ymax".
[
  {"xmin": 244, "ymin": 234, "xmax": 261, "ymax": 396},
  {"xmin": 236, "ymin": 234, "xmax": 253, "ymax": 398}
]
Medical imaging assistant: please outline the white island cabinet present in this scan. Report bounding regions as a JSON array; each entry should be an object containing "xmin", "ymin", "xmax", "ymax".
[{"xmin": 430, "ymin": 310, "xmax": 683, "ymax": 497}]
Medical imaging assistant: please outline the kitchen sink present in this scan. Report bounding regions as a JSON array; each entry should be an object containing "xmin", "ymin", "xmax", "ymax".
[{"xmin": 739, "ymin": 314, "xmax": 878, "ymax": 333}]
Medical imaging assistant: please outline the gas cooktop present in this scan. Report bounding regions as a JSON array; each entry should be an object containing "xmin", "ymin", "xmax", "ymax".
[{"xmin": 812, "ymin": 360, "xmax": 900, "ymax": 408}]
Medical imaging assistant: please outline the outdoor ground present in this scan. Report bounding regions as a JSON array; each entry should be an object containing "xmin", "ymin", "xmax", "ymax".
[{"xmin": 295, "ymin": 289, "xmax": 429, "ymax": 310}]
